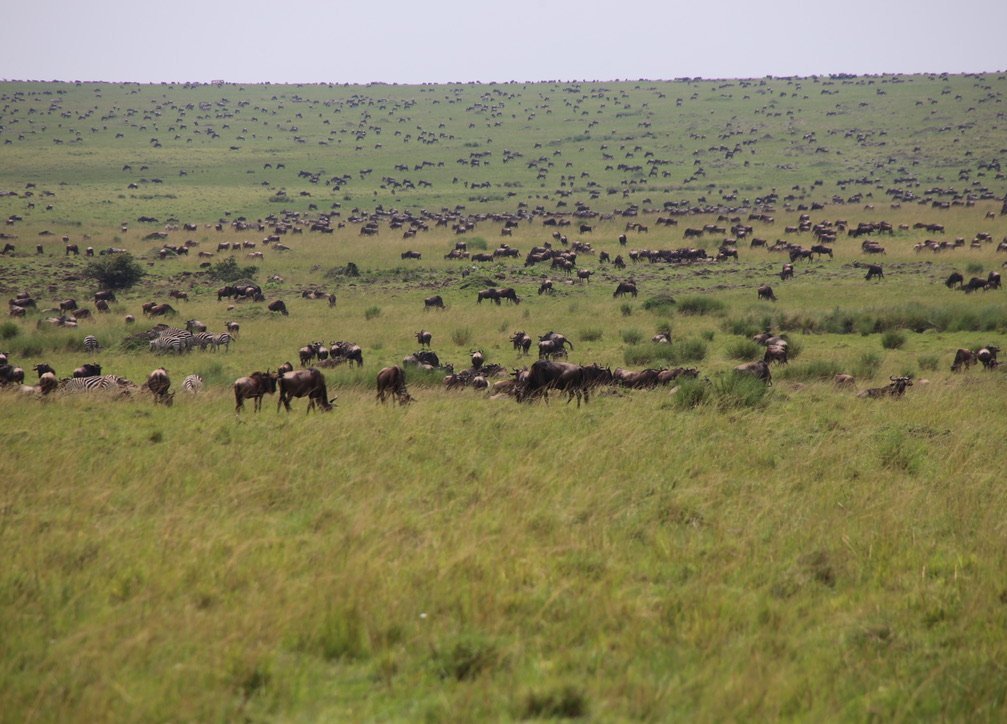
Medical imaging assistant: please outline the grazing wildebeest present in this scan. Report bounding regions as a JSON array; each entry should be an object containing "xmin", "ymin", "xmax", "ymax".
[
  {"xmin": 147, "ymin": 303, "xmax": 176, "ymax": 317},
  {"xmin": 401, "ymin": 250, "xmax": 422, "ymax": 260},
  {"xmin": 59, "ymin": 299, "xmax": 78, "ymax": 313},
  {"xmin": 278, "ymin": 368, "xmax": 334, "ymax": 413},
  {"xmin": 945, "ymin": 272, "xmax": 964, "ymax": 289},
  {"xmin": 95, "ymin": 299, "xmax": 110, "ymax": 313},
  {"xmin": 186, "ymin": 319, "xmax": 207, "ymax": 333},
  {"xmin": 146, "ymin": 367, "xmax": 173, "ymax": 406},
  {"xmin": 233, "ymin": 370, "xmax": 278, "ymax": 412},
  {"xmin": 424, "ymin": 295, "xmax": 445, "ymax": 310},
  {"xmin": 951, "ymin": 348, "xmax": 977, "ymax": 372},
  {"xmin": 858, "ymin": 376, "xmax": 913, "ymax": 398},
  {"xmin": 734, "ymin": 360, "xmax": 772, "ymax": 385},
  {"xmin": 9, "ymin": 305, "xmax": 26, "ymax": 317},
  {"xmin": 168, "ymin": 289, "xmax": 189, "ymax": 301},
  {"xmin": 864, "ymin": 264, "xmax": 884, "ymax": 281},
  {"xmin": 65, "ymin": 244, "xmax": 79, "ymax": 256},
  {"xmin": 613, "ymin": 281, "xmax": 638, "ymax": 298},
  {"xmin": 987, "ymin": 271, "xmax": 1001, "ymax": 289},
  {"xmin": 94, "ymin": 290, "xmax": 117, "ymax": 303},
  {"xmin": 538, "ymin": 279, "xmax": 554, "ymax": 295},
  {"xmin": 757, "ymin": 284, "xmax": 777, "ymax": 301},
  {"xmin": 268, "ymin": 300, "xmax": 289, "ymax": 315},
  {"xmin": 810, "ymin": 244, "xmax": 833, "ymax": 259},
  {"xmin": 376, "ymin": 365, "xmax": 413, "ymax": 405},
  {"xmin": 415, "ymin": 330, "xmax": 432, "ymax": 347},
  {"xmin": 780, "ymin": 263, "xmax": 794, "ymax": 281}
]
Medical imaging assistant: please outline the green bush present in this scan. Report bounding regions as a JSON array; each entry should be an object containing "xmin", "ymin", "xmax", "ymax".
[
  {"xmin": 521, "ymin": 685, "xmax": 588, "ymax": 719},
  {"xmin": 881, "ymin": 330, "xmax": 906, "ymax": 349},
  {"xmin": 451, "ymin": 327, "xmax": 472, "ymax": 346},
  {"xmin": 726, "ymin": 339, "xmax": 761, "ymax": 360},
  {"xmin": 624, "ymin": 338, "xmax": 706, "ymax": 366},
  {"xmin": 854, "ymin": 352, "xmax": 882, "ymax": 379},
  {"xmin": 918, "ymin": 355, "xmax": 939, "ymax": 371},
  {"xmin": 621, "ymin": 329, "xmax": 643, "ymax": 345},
  {"xmin": 0, "ymin": 321, "xmax": 20, "ymax": 340},
  {"xmin": 83, "ymin": 253, "xmax": 146, "ymax": 290},
  {"xmin": 712, "ymin": 372, "xmax": 770, "ymax": 409},
  {"xmin": 642, "ymin": 293, "xmax": 676, "ymax": 313},
  {"xmin": 208, "ymin": 256, "xmax": 258, "ymax": 283},
  {"xmin": 677, "ymin": 296, "xmax": 726, "ymax": 316},
  {"xmin": 966, "ymin": 262, "xmax": 984, "ymax": 275},
  {"xmin": 579, "ymin": 328, "xmax": 603, "ymax": 342},
  {"xmin": 431, "ymin": 634, "xmax": 497, "ymax": 681},
  {"xmin": 671, "ymin": 378, "xmax": 712, "ymax": 409},
  {"xmin": 364, "ymin": 306, "xmax": 382, "ymax": 320},
  {"xmin": 776, "ymin": 359, "xmax": 844, "ymax": 381},
  {"xmin": 620, "ymin": 304, "xmax": 633, "ymax": 317}
]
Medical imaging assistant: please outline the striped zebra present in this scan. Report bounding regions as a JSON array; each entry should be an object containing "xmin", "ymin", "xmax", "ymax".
[
  {"xmin": 191, "ymin": 332, "xmax": 214, "ymax": 351},
  {"xmin": 83, "ymin": 335, "xmax": 100, "ymax": 353},
  {"xmin": 182, "ymin": 374, "xmax": 204, "ymax": 394},
  {"xmin": 57, "ymin": 375, "xmax": 137, "ymax": 395},
  {"xmin": 209, "ymin": 332, "xmax": 233, "ymax": 352},
  {"xmin": 149, "ymin": 328, "xmax": 194, "ymax": 354}
]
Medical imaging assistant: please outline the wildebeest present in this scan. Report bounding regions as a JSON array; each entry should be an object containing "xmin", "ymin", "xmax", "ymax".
[
  {"xmin": 834, "ymin": 373, "xmax": 856, "ymax": 387},
  {"xmin": 146, "ymin": 303, "xmax": 176, "ymax": 317},
  {"xmin": 757, "ymin": 284, "xmax": 777, "ymax": 301},
  {"xmin": 510, "ymin": 331, "xmax": 533, "ymax": 355},
  {"xmin": 94, "ymin": 290, "xmax": 117, "ymax": 303},
  {"xmin": 226, "ymin": 321, "xmax": 240, "ymax": 336},
  {"xmin": 864, "ymin": 264, "xmax": 884, "ymax": 281},
  {"xmin": 945, "ymin": 271, "xmax": 964, "ymax": 289},
  {"xmin": 277, "ymin": 368, "xmax": 334, "ymax": 413},
  {"xmin": 146, "ymin": 367, "xmax": 173, "ymax": 406},
  {"xmin": 734, "ymin": 360, "xmax": 772, "ymax": 385},
  {"xmin": 516, "ymin": 359, "xmax": 610, "ymax": 406},
  {"xmin": 415, "ymin": 330, "xmax": 432, "ymax": 347},
  {"xmin": 613, "ymin": 281, "xmax": 638, "ymax": 298},
  {"xmin": 951, "ymin": 348, "xmax": 977, "ymax": 372},
  {"xmin": 424, "ymin": 295, "xmax": 445, "ymax": 310},
  {"xmin": 858, "ymin": 376, "xmax": 913, "ymax": 398},
  {"xmin": 538, "ymin": 279, "xmax": 554, "ymax": 295},
  {"xmin": 233, "ymin": 370, "xmax": 278, "ymax": 412},
  {"xmin": 268, "ymin": 300, "xmax": 289, "ymax": 315},
  {"xmin": 59, "ymin": 299, "xmax": 78, "ymax": 313},
  {"xmin": 95, "ymin": 299, "xmax": 110, "ymax": 313},
  {"xmin": 401, "ymin": 250, "xmax": 422, "ymax": 260},
  {"xmin": 73, "ymin": 362, "xmax": 102, "ymax": 378},
  {"xmin": 780, "ymin": 263, "xmax": 794, "ymax": 281},
  {"xmin": 764, "ymin": 344, "xmax": 788, "ymax": 365},
  {"xmin": 471, "ymin": 350, "xmax": 485, "ymax": 369},
  {"xmin": 376, "ymin": 365, "xmax": 413, "ymax": 405},
  {"xmin": 186, "ymin": 319, "xmax": 207, "ymax": 333},
  {"xmin": 987, "ymin": 271, "xmax": 1001, "ymax": 289},
  {"xmin": 977, "ymin": 345, "xmax": 1000, "ymax": 370}
]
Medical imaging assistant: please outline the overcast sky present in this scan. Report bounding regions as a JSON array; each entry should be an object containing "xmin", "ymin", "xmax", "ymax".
[{"xmin": 2, "ymin": 0, "xmax": 1004, "ymax": 84}]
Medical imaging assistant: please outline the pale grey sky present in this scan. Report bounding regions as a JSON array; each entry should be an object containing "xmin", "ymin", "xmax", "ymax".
[{"xmin": 2, "ymin": 0, "xmax": 1004, "ymax": 83}]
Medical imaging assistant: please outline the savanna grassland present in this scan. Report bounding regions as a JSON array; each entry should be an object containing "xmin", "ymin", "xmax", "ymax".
[{"xmin": 2, "ymin": 74, "xmax": 1007, "ymax": 721}]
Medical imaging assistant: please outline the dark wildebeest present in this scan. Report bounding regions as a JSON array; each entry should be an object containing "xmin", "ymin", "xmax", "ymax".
[
  {"xmin": 268, "ymin": 300, "xmax": 289, "ymax": 315},
  {"xmin": 864, "ymin": 264, "xmax": 884, "ymax": 281},
  {"xmin": 147, "ymin": 303, "xmax": 176, "ymax": 316},
  {"xmin": 510, "ymin": 331, "xmax": 533, "ymax": 355},
  {"xmin": 59, "ymin": 299, "xmax": 78, "ymax": 313},
  {"xmin": 65, "ymin": 244, "xmax": 79, "ymax": 256},
  {"xmin": 945, "ymin": 272, "xmax": 964, "ymax": 289},
  {"xmin": 278, "ymin": 368, "xmax": 334, "ymax": 413},
  {"xmin": 73, "ymin": 362, "xmax": 102, "ymax": 378},
  {"xmin": 656, "ymin": 367, "xmax": 699, "ymax": 385},
  {"xmin": 217, "ymin": 285, "xmax": 238, "ymax": 301},
  {"xmin": 977, "ymin": 346, "xmax": 1000, "ymax": 370},
  {"xmin": 94, "ymin": 290, "xmax": 117, "ymax": 303},
  {"xmin": 495, "ymin": 288, "xmax": 521, "ymax": 304},
  {"xmin": 538, "ymin": 279, "xmax": 554, "ymax": 295},
  {"xmin": 810, "ymin": 244, "xmax": 833, "ymax": 259},
  {"xmin": 146, "ymin": 367, "xmax": 173, "ymax": 406},
  {"xmin": 95, "ymin": 299, "xmax": 110, "ymax": 313},
  {"xmin": 780, "ymin": 263, "xmax": 794, "ymax": 281},
  {"xmin": 415, "ymin": 330, "xmax": 432, "ymax": 347},
  {"xmin": 476, "ymin": 287, "xmax": 497, "ymax": 304},
  {"xmin": 538, "ymin": 338, "xmax": 568, "ymax": 359},
  {"xmin": 613, "ymin": 281, "xmax": 638, "ymax": 298},
  {"xmin": 951, "ymin": 348, "xmax": 976, "ymax": 372},
  {"xmin": 376, "ymin": 365, "xmax": 413, "ymax": 405},
  {"xmin": 757, "ymin": 284, "xmax": 777, "ymax": 301},
  {"xmin": 401, "ymin": 250, "xmax": 422, "ymax": 260},
  {"xmin": 858, "ymin": 376, "xmax": 913, "ymax": 398},
  {"xmin": 471, "ymin": 350, "xmax": 485, "ymax": 369},
  {"xmin": 734, "ymin": 360, "xmax": 773, "ymax": 385},
  {"xmin": 540, "ymin": 331, "xmax": 574, "ymax": 353},
  {"xmin": 424, "ymin": 295, "xmax": 445, "ymax": 311},
  {"xmin": 186, "ymin": 319, "xmax": 208, "ymax": 333},
  {"xmin": 233, "ymin": 371, "xmax": 278, "ymax": 412},
  {"xmin": 614, "ymin": 367, "xmax": 662, "ymax": 389},
  {"xmin": 987, "ymin": 271, "xmax": 1001, "ymax": 289}
]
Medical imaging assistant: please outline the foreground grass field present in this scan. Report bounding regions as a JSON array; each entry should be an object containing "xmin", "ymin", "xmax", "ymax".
[{"xmin": 2, "ymin": 75, "xmax": 1007, "ymax": 720}]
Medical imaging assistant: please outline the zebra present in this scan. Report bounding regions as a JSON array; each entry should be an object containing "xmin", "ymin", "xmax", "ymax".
[
  {"xmin": 57, "ymin": 375, "xmax": 136, "ymax": 395},
  {"xmin": 209, "ymin": 332, "xmax": 233, "ymax": 352},
  {"xmin": 182, "ymin": 374, "xmax": 204, "ymax": 394},
  {"xmin": 191, "ymin": 332, "xmax": 214, "ymax": 351},
  {"xmin": 83, "ymin": 335, "xmax": 100, "ymax": 353},
  {"xmin": 149, "ymin": 329, "xmax": 194, "ymax": 354}
]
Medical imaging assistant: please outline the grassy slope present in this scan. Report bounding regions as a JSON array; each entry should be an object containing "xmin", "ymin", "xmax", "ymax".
[{"xmin": 1, "ymin": 76, "xmax": 1007, "ymax": 721}]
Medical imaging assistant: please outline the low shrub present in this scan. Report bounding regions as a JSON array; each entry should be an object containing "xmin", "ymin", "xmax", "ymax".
[
  {"xmin": 854, "ymin": 352, "xmax": 882, "ymax": 379},
  {"xmin": 451, "ymin": 327, "xmax": 473, "ymax": 346},
  {"xmin": 776, "ymin": 359, "xmax": 844, "ymax": 381},
  {"xmin": 364, "ymin": 306, "xmax": 382, "ymax": 320},
  {"xmin": 918, "ymin": 355, "xmax": 940, "ymax": 371},
  {"xmin": 621, "ymin": 329, "xmax": 643, "ymax": 345},
  {"xmin": 579, "ymin": 328, "xmax": 603, "ymax": 342},
  {"xmin": 677, "ymin": 296, "xmax": 725, "ymax": 316},
  {"xmin": 881, "ymin": 330, "xmax": 906, "ymax": 349},
  {"xmin": 520, "ymin": 685, "xmax": 588, "ymax": 719},
  {"xmin": 0, "ymin": 321, "xmax": 20, "ymax": 340},
  {"xmin": 620, "ymin": 303, "xmax": 633, "ymax": 317},
  {"xmin": 642, "ymin": 292, "xmax": 676, "ymax": 313},
  {"xmin": 726, "ymin": 339, "xmax": 761, "ymax": 360}
]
